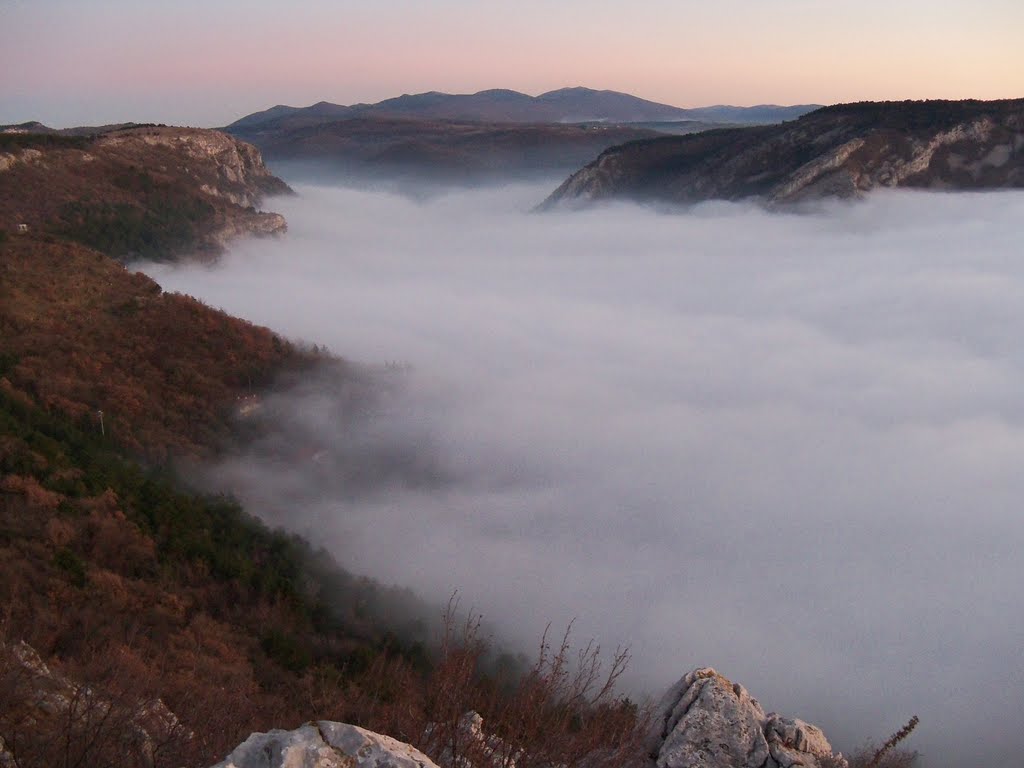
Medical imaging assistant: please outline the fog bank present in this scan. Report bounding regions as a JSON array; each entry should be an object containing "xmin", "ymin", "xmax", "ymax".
[{"xmin": 143, "ymin": 184, "xmax": 1024, "ymax": 767}]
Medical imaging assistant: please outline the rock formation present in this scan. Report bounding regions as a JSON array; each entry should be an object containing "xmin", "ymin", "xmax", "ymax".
[
  {"xmin": 96, "ymin": 126, "xmax": 290, "ymax": 208},
  {"xmin": 646, "ymin": 668, "xmax": 843, "ymax": 768},
  {"xmin": 0, "ymin": 640, "xmax": 185, "ymax": 768},
  {"xmin": 541, "ymin": 98, "xmax": 1024, "ymax": 208},
  {"xmin": 210, "ymin": 721, "xmax": 441, "ymax": 768}
]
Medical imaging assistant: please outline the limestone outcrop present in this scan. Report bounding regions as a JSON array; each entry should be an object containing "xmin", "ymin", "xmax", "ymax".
[
  {"xmin": 0, "ymin": 125, "xmax": 290, "ymax": 258},
  {"xmin": 647, "ymin": 668, "xmax": 843, "ymax": 768},
  {"xmin": 97, "ymin": 127, "xmax": 290, "ymax": 208},
  {"xmin": 211, "ymin": 721, "xmax": 441, "ymax": 768},
  {"xmin": 0, "ymin": 640, "xmax": 185, "ymax": 768}
]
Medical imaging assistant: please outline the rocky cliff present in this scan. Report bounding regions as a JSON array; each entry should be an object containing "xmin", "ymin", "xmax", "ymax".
[
  {"xmin": 541, "ymin": 98, "xmax": 1024, "ymax": 208},
  {"xmin": 95, "ymin": 127, "xmax": 289, "ymax": 209},
  {"xmin": 0, "ymin": 126, "xmax": 290, "ymax": 260}
]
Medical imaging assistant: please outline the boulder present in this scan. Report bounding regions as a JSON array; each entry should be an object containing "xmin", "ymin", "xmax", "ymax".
[
  {"xmin": 210, "ymin": 721, "xmax": 440, "ymax": 768},
  {"xmin": 647, "ymin": 668, "xmax": 845, "ymax": 768}
]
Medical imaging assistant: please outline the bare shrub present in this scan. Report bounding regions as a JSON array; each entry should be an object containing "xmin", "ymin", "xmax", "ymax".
[
  {"xmin": 848, "ymin": 716, "xmax": 920, "ymax": 768},
  {"xmin": 417, "ymin": 594, "xmax": 648, "ymax": 768}
]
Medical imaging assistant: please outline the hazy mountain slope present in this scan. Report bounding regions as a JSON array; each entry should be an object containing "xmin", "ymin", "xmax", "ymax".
[
  {"xmin": 536, "ymin": 86, "xmax": 710, "ymax": 122},
  {"xmin": 673, "ymin": 103, "xmax": 823, "ymax": 124},
  {"xmin": 542, "ymin": 99, "xmax": 1024, "ymax": 208},
  {"xmin": 235, "ymin": 116, "xmax": 664, "ymax": 183}
]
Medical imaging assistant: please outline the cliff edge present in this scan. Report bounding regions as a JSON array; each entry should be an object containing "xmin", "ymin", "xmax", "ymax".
[{"xmin": 0, "ymin": 125, "xmax": 290, "ymax": 260}]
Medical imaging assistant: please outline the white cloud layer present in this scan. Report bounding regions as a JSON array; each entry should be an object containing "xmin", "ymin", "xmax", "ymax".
[{"xmin": 143, "ymin": 183, "xmax": 1024, "ymax": 768}]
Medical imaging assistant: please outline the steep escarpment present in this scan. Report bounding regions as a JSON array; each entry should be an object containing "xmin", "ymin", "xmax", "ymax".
[
  {"xmin": 0, "ymin": 126, "xmax": 289, "ymax": 260},
  {"xmin": 542, "ymin": 98, "xmax": 1024, "ymax": 208}
]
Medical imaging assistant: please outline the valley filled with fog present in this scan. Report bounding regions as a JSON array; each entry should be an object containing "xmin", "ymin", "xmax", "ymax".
[{"xmin": 142, "ymin": 183, "xmax": 1024, "ymax": 767}]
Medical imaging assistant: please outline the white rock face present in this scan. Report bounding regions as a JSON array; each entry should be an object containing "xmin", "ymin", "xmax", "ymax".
[
  {"xmin": 0, "ymin": 148, "xmax": 43, "ymax": 173},
  {"xmin": 647, "ymin": 668, "xmax": 845, "ymax": 768},
  {"xmin": 211, "ymin": 721, "xmax": 441, "ymax": 768},
  {"xmin": 97, "ymin": 127, "xmax": 283, "ymax": 208}
]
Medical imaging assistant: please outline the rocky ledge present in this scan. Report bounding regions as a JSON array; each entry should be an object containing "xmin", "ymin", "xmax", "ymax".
[
  {"xmin": 95, "ymin": 126, "xmax": 291, "ymax": 208},
  {"xmin": 541, "ymin": 98, "xmax": 1024, "ymax": 208}
]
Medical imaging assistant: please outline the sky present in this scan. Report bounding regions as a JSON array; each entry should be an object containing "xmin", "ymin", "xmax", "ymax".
[
  {"xmin": 2, "ymin": 0, "xmax": 1023, "ymax": 128},
  {"xmin": 141, "ymin": 182, "xmax": 1024, "ymax": 768}
]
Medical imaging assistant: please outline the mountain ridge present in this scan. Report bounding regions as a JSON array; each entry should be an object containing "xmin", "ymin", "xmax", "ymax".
[
  {"xmin": 541, "ymin": 98, "xmax": 1024, "ymax": 208},
  {"xmin": 225, "ymin": 87, "xmax": 819, "ymax": 130}
]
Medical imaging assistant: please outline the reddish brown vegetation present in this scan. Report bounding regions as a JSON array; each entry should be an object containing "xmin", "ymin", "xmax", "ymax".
[{"xmin": 0, "ymin": 237, "xmax": 315, "ymax": 460}]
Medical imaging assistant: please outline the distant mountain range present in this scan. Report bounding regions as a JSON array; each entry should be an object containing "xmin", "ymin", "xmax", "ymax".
[
  {"xmin": 226, "ymin": 87, "xmax": 819, "ymax": 131},
  {"xmin": 223, "ymin": 88, "xmax": 819, "ymax": 185},
  {"xmin": 0, "ymin": 120, "xmax": 151, "ymax": 137}
]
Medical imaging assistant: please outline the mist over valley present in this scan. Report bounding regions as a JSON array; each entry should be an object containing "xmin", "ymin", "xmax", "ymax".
[{"xmin": 141, "ymin": 183, "xmax": 1024, "ymax": 767}]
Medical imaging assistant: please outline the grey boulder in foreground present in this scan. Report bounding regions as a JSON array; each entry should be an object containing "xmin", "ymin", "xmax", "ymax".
[
  {"xmin": 210, "ymin": 721, "xmax": 439, "ymax": 768},
  {"xmin": 647, "ymin": 668, "xmax": 843, "ymax": 768}
]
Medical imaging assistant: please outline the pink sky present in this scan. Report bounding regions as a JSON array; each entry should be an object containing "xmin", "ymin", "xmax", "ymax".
[{"xmin": 2, "ymin": 0, "xmax": 1022, "ymax": 127}]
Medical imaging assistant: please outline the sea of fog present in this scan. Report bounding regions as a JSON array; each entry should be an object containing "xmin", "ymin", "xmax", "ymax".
[{"xmin": 141, "ymin": 183, "xmax": 1024, "ymax": 767}]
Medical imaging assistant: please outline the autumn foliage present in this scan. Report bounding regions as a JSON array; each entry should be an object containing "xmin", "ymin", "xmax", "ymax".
[{"xmin": 0, "ymin": 236, "xmax": 321, "ymax": 461}]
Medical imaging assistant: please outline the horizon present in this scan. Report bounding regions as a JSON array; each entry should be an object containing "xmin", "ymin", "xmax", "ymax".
[
  {"xmin": 235, "ymin": 86, "xmax": 826, "ymax": 114},
  {"xmin": 2, "ymin": 0, "xmax": 1022, "ymax": 128}
]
